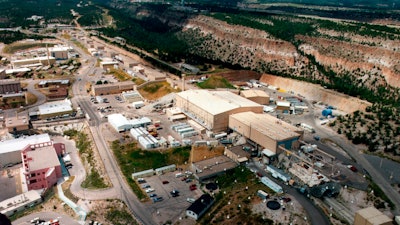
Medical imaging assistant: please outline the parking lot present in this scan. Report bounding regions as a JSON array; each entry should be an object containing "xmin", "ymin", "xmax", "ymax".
[{"xmin": 138, "ymin": 171, "xmax": 204, "ymax": 224}]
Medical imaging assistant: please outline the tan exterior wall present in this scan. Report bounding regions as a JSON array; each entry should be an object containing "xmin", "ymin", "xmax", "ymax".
[
  {"xmin": 247, "ymin": 96, "xmax": 270, "ymax": 105},
  {"xmin": 7, "ymin": 124, "xmax": 29, "ymax": 132},
  {"xmin": 92, "ymin": 83, "xmax": 134, "ymax": 96},
  {"xmin": 12, "ymin": 58, "xmax": 55, "ymax": 68}
]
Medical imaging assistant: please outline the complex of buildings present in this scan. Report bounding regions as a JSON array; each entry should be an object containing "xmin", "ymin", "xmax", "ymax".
[{"xmin": 175, "ymin": 90, "xmax": 263, "ymax": 132}]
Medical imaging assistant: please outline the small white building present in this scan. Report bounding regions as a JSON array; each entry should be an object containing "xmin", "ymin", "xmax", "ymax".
[
  {"xmin": 0, "ymin": 190, "xmax": 42, "ymax": 216},
  {"xmin": 108, "ymin": 114, "xmax": 133, "ymax": 132},
  {"xmin": 186, "ymin": 194, "xmax": 215, "ymax": 220}
]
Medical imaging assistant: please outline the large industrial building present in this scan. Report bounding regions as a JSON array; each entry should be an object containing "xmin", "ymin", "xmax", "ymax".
[
  {"xmin": 228, "ymin": 111, "xmax": 303, "ymax": 154},
  {"xmin": 354, "ymin": 207, "xmax": 392, "ymax": 225},
  {"xmin": 0, "ymin": 134, "xmax": 51, "ymax": 167},
  {"xmin": 175, "ymin": 90, "xmax": 263, "ymax": 132},
  {"xmin": 11, "ymin": 56, "xmax": 56, "ymax": 68}
]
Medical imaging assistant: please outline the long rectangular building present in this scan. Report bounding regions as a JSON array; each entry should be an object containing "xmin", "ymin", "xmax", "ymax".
[
  {"xmin": 175, "ymin": 90, "xmax": 263, "ymax": 132},
  {"xmin": 229, "ymin": 111, "xmax": 303, "ymax": 153}
]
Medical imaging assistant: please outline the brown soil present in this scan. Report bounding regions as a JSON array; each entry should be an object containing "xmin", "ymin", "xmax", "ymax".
[
  {"xmin": 260, "ymin": 74, "xmax": 372, "ymax": 113},
  {"xmin": 190, "ymin": 146, "xmax": 225, "ymax": 163}
]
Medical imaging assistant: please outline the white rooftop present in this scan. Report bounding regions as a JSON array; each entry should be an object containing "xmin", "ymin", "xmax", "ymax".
[
  {"xmin": 108, "ymin": 113, "xmax": 130, "ymax": 127},
  {"xmin": 38, "ymin": 99, "xmax": 72, "ymax": 115},
  {"xmin": 0, "ymin": 134, "xmax": 51, "ymax": 154},
  {"xmin": 177, "ymin": 90, "xmax": 261, "ymax": 115},
  {"xmin": 49, "ymin": 46, "xmax": 72, "ymax": 52},
  {"xmin": 0, "ymin": 190, "xmax": 41, "ymax": 214}
]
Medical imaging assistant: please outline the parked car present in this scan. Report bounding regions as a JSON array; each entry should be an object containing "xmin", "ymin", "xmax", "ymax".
[
  {"xmin": 152, "ymin": 196, "xmax": 163, "ymax": 202},
  {"xmin": 142, "ymin": 184, "xmax": 150, "ymax": 189},
  {"xmin": 137, "ymin": 178, "xmax": 146, "ymax": 184},
  {"xmin": 145, "ymin": 188, "xmax": 155, "ymax": 193},
  {"xmin": 149, "ymin": 193, "xmax": 157, "ymax": 198},
  {"xmin": 185, "ymin": 179, "xmax": 192, "ymax": 183},
  {"xmin": 347, "ymin": 165, "xmax": 358, "ymax": 172},
  {"xmin": 189, "ymin": 184, "xmax": 197, "ymax": 191},
  {"xmin": 187, "ymin": 198, "xmax": 195, "ymax": 203},
  {"xmin": 170, "ymin": 190, "xmax": 180, "ymax": 197},
  {"xmin": 162, "ymin": 180, "xmax": 169, "ymax": 184}
]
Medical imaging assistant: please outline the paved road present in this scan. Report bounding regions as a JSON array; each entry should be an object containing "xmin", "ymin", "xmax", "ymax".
[
  {"xmin": 247, "ymin": 161, "xmax": 330, "ymax": 225},
  {"xmin": 68, "ymin": 35, "xmax": 156, "ymax": 225},
  {"xmin": 308, "ymin": 113, "xmax": 400, "ymax": 215}
]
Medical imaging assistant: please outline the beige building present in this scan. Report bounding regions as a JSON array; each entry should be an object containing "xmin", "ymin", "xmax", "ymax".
[
  {"xmin": 11, "ymin": 56, "xmax": 56, "ymax": 68},
  {"xmin": 240, "ymin": 89, "xmax": 270, "ymax": 105},
  {"xmin": 92, "ymin": 81, "xmax": 135, "ymax": 96},
  {"xmin": 354, "ymin": 207, "xmax": 392, "ymax": 225},
  {"xmin": 229, "ymin": 112, "xmax": 303, "ymax": 154},
  {"xmin": 5, "ymin": 112, "xmax": 30, "ymax": 133},
  {"xmin": 224, "ymin": 146, "xmax": 251, "ymax": 164},
  {"xmin": 175, "ymin": 90, "xmax": 263, "ymax": 132}
]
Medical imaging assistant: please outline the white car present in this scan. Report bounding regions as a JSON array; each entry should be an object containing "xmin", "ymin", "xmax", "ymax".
[
  {"xmin": 145, "ymin": 188, "xmax": 155, "ymax": 193},
  {"xmin": 187, "ymin": 198, "xmax": 195, "ymax": 203}
]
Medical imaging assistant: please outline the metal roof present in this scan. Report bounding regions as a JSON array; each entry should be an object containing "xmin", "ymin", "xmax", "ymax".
[
  {"xmin": 0, "ymin": 134, "xmax": 51, "ymax": 154},
  {"xmin": 230, "ymin": 111, "xmax": 302, "ymax": 141},
  {"xmin": 177, "ymin": 90, "xmax": 261, "ymax": 115},
  {"xmin": 38, "ymin": 99, "xmax": 72, "ymax": 115},
  {"xmin": 240, "ymin": 89, "xmax": 269, "ymax": 98}
]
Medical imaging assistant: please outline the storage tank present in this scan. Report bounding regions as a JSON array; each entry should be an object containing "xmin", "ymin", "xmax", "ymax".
[{"xmin": 322, "ymin": 109, "xmax": 332, "ymax": 117}]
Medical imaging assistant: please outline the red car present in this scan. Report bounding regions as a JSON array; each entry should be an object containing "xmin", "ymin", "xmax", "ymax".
[
  {"xmin": 162, "ymin": 180, "xmax": 169, "ymax": 184},
  {"xmin": 189, "ymin": 184, "xmax": 197, "ymax": 191}
]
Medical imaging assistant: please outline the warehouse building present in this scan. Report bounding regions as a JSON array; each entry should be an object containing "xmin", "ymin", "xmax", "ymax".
[
  {"xmin": 49, "ymin": 46, "xmax": 72, "ymax": 60},
  {"xmin": 121, "ymin": 91, "xmax": 143, "ymax": 103},
  {"xmin": 229, "ymin": 112, "xmax": 303, "ymax": 154},
  {"xmin": 37, "ymin": 99, "xmax": 73, "ymax": 119},
  {"xmin": 240, "ymin": 89, "xmax": 270, "ymax": 105},
  {"xmin": 11, "ymin": 56, "xmax": 56, "ymax": 68},
  {"xmin": 91, "ymin": 81, "xmax": 135, "ymax": 96},
  {"xmin": 108, "ymin": 114, "xmax": 151, "ymax": 132},
  {"xmin": 354, "ymin": 207, "xmax": 392, "ymax": 225},
  {"xmin": 175, "ymin": 90, "xmax": 263, "ymax": 132},
  {"xmin": 0, "ymin": 134, "xmax": 51, "ymax": 167}
]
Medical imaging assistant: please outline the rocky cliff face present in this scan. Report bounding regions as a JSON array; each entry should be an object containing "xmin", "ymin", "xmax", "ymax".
[
  {"xmin": 178, "ymin": 15, "xmax": 400, "ymax": 90},
  {"xmin": 178, "ymin": 15, "xmax": 320, "ymax": 80}
]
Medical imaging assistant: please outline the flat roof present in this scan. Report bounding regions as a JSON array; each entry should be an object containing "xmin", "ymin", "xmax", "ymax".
[
  {"xmin": 230, "ymin": 111, "xmax": 302, "ymax": 141},
  {"xmin": 11, "ymin": 56, "xmax": 55, "ymax": 63},
  {"xmin": 177, "ymin": 90, "xmax": 261, "ymax": 115},
  {"xmin": 38, "ymin": 99, "xmax": 72, "ymax": 115},
  {"xmin": 108, "ymin": 113, "xmax": 130, "ymax": 127},
  {"xmin": 276, "ymin": 101, "xmax": 291, "ymax": 107},
  {"xmin": 0, "ymin": 134, "xmax": 51, "ymax": 154},
  {"xmin": 240, "ymin": 89, "xmax": 269, "ymax": 98},
  {"xmin": 0, "ymin": 79, "xmax": 20, "ymax": 85},
  {"xmin": 193, "ymin": 155, "xmax": 238, "ymax": 180},
  {"xmin": 357, "ymin": 207, "xmax": 388, "ymax": 219},
  {"xmin": 0, "ymin": 190, "xmax": 41, "ymax": 213},
  {"xmin": 26, "ymin": 146, "xmax": 60, "ymax": 171},
  {"xmin": 5, "ymin": 114, "xmax": 29, "ymax": 128}
]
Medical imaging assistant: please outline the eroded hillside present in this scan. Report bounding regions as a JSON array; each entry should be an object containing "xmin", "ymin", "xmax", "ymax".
[{"xmin": 178, "ymin": 14, "xmax": 400, "ymax": 91}]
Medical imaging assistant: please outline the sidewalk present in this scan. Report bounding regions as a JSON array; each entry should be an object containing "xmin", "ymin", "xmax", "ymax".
[{"xmin": 57, "ymin": 178, "xmax": 87, "ymax": 223}]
